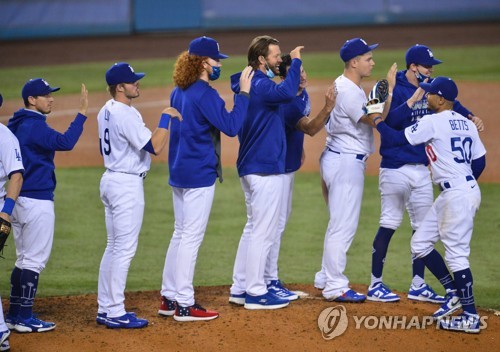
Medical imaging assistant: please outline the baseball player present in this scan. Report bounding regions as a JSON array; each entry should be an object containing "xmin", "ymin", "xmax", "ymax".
[
  {"xmin": 367, "ymin": 45, "xmax": 484, "ymax": 303},
  {"xmin": 263, "ymin": 55, "xmax": 335, "ymax": 301},
  {"xmin": 229, "ymin": 36, "xmax": 302, "ymax": 309},
  {"xmin": 0, "ymin": 93, "xmax": 24, "ymax": 351},
  {"xmin": 159, "ymin": 36, "xmax": 254, "ymax": 322},
  {"xmin": 5, "ymin": 79, "xmax": 88, "ymax": 333},
  {"xmin": 368, "ymin": 76, "xmax": 486, "ymax": 333},
  {"xmin": 96, "ymin": 62, "xmax": 181, "ymax": 329},
  {"xmin": 314, "ymin": 38, "xmax": 396, "ymax": 302}
]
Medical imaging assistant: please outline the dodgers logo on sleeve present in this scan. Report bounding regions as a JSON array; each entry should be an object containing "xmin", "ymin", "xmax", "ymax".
[
  {"xmin": 411, "ymin": 122, "xmax": 419, "ymax": 133},
  {"xmin": 15, "ymin": 148, "xmax": 22, "ymax": 161}
]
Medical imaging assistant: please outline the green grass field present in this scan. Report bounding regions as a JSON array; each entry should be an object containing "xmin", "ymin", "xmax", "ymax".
[{"xmin": 1, "ymin": 46, "xmax": 499, "ymax": 309}]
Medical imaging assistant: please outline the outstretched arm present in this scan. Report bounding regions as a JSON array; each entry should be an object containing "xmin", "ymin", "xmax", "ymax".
[
  {"xmin": 369, "ymin": 115, "xmax": 410, "ymax": 146},
  {"xmin": 297, "ymin": 84, "xmax": 335, "ymax": 136},
  {"xmin": 147, "ymin": 107, "xmax": 182, "ymax": 155}
]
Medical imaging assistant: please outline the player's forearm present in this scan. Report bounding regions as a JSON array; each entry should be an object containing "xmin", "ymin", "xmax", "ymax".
[
  {"xmin": 148, "ymin": 112, "xmax": 172, "ymax": 154},
  {"xmin": 300, "ymin": 105, "xmax": 332, "ymax": 136},
  {"xmin": 54, "ymin": 113, "xmax": 87, "ymax": 151},
  {"xmin": 5, "ymin": 172, "xmax": 23, "ymax": 201},
  {"xmin": 150, "ymin": 128, "xmax": 169, "ymax": 155},
  {"xmin": 374, "ymin": 119, "xmax": 409, "ymax": 146},
  {"xmin": 1, "ymin": 171, "xmax": 23, "ymax": 218}
]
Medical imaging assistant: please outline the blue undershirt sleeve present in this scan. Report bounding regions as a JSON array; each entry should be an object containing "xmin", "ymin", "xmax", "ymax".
[
  {"xmin": 471, "ymin": 155, "xmax": 486, "ymax": 180},
  {"xmin": 376, "ymin": 121, "xmax": 410, "ymax": 146},
  {"xmin": 142, "ymin": 139, "xmax": 156, "ymax": 155},
  {"xmin": 453, "ymin": 100, "xmax": 472, "ymax": 118}
]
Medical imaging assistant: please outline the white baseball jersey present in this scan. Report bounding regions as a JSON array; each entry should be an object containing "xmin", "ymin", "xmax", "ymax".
[
  {"xmin": 325, "ymin": 75, "xmax": 374, "ymax": 155},
  {"xmin": 0, "ymin": 123, "xmax": 24, "ymax": 198},
  {"xmin": 97, "ymin": 99, "xmax": 152, "ymax": 174},
  {"xmin": 404, "ymin": 110, "xmax": 486, "ymax": 185}
]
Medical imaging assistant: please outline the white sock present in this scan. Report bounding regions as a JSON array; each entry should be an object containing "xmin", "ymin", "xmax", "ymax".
[
  {"xmin": 411, "ymin": 275, "xmax": 425, "ymax": 288},
  {"xmin": 370, "ymin": 274, "xmax": 382, "ymax": 288}
]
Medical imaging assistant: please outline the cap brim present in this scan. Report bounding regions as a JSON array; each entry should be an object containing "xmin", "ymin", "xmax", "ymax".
[
  {"xmin": 218, "ymin": 53, "xmax": 229, "ymax": 59},
  {"xmin": 50, "ymin": 87, "xmax": 61, "ymax": 93},
  {"xmin": 123, "ymin": 73, "xmax": 145, "ymax": 83},
  {"xmin": 369, "ymin": 44, "xmax": 379, "ymax": 51},
  {"xmin": 419, "ymin": 82, "xmax": 432, "ymax": 92},
  {"xmin": 429, "ymin": 58, "xmax": 443, "ymax": 65}
]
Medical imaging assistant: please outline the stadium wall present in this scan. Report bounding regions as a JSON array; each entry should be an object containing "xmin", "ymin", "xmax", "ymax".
[{"xmin": 1, "ymin": 0, "xmax": 499, "ymax": 40}]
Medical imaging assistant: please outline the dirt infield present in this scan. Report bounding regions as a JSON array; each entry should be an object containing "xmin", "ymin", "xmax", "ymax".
[
  {"xmin": 4, "ymin": 285, "xmax": 500, "ymax": 352},
  {"xmin": 1, "ymin": 23, "xmax": 500, "ymax": 351}
]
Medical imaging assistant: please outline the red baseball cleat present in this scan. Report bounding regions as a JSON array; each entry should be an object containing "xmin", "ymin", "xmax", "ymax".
[{"xmin": 173, "ymin": 303, "xmax": 219, "ymax": 322}]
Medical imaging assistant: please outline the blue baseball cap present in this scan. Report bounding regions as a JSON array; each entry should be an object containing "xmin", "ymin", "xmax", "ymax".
[
  {"xmin": 106, "ymin": 62, "xmax": 145, "ymax": 86},
  {"xmin": 405, "ymin": 44, "xmax": 442, "ymax": 67},
  {"xmin": 419, "ymin": 76, "xmax": 458, "ymax": 101},
  {"xmin": 22, "ymin": 78, "xmax": 60, "ymax": 100},
  {"xmin": 340, "ymin": 38, "xmax": 378, "ymax": 62},
  {"xmin": 188, "ymin": 36, "xmax": 229, "ymax": 60}
]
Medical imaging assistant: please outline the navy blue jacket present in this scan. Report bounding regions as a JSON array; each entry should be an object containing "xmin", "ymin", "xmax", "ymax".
[
  {"xmin": 283, "ymin": 89, "xmax": 310, "ymax": 173},
  {"xmin": 169, "ymin": 80, "xmax": 250, "ymax": 188},
  {"xmin": 8, "ymin": 109, "xmax": 87, "ymax": 200},
  {"xmin": 231, "ymin": 58, "xmax": 301, "ymax": 177},
  {"xmin": 380, "ymin": 70, "xmax": 472, "ymax": 169}
]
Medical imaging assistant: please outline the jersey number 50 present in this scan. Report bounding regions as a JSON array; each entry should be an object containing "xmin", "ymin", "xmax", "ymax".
[{"xmin": 451, "ymin": 136, "xmax": 472, "ymax": 164}]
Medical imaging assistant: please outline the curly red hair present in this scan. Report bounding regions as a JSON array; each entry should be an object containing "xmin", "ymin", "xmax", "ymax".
[{"xmin": 173, "ymin": 51, "xmax": 206, "ymax": 89}]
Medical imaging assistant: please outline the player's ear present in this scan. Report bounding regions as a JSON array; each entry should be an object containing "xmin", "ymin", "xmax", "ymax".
[{"xmin": 27, "ymin": 96, "xmax": 37, "ymax": 106}]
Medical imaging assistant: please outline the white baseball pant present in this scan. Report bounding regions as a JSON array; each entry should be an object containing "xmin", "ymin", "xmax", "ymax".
[
  {"xmin": 97, "ymin": 171, "xmax": 145, "ymax": 318},
  {"xmin": 231, "ymin": 174, "xmax": 284, "ymax": 296},
  {"xmin": 11, "ymin": 197, "xmax": 55, "ymax": 273},
  {"xmin": 317, "ymin": 150, "xmax": 366, "ymax": 298},
  {"xmin": 160, "ymin": 185, "xmax": 215, "ymax": 307},
  {"xmin": 265, "ymin": 172, "xmax": 295, "ymax": 283},
  {"xmin": 379, "ymin": 164, "xmax": 433, "ymax": 231},
  {"xmin": 411, "ymin": 179, "xmax": 480, "ymax": 273}
]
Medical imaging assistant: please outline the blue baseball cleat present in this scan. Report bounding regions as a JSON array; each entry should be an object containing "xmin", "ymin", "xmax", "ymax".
[
  {"xmin": 105, "ymin": 312, "xmax": 148, "ymax": 329},
  {"xmin": 327, "ymin": 289, "xmax": 366, "ymax": 303}
]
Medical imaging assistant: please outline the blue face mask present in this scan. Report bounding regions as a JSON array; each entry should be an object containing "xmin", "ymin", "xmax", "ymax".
[
  {"xmin": 264, "ymin": 61, "xmax": 275, "ymax": 79},
  {"xmin": 266, "ymin": 67, "xmax": 275, "ymax": 79},
  {"xmin": 415, "ymin": 69, "xmax": 430, "ymax": 83},
  {"xmin": 209, "ymin": 66, "xmax": 221, "ymax": 81}
]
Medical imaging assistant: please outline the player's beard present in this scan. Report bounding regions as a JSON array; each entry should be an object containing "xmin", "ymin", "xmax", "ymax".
[
  {"xmin": 126, "ymin": 91, "xmax": 140, "ymax": 99},
  {"xmin": 124, "ymin": 86, "xmax": 140, "ymax": 99}
]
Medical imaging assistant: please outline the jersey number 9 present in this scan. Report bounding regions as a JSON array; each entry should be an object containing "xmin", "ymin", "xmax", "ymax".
[{"xmin": 101, "ymin": 128, "xmax": 112, "ymax": 156}]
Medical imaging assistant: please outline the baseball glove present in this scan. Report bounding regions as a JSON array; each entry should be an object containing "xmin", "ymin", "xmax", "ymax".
[
  {"xmin": 0, "ymin": 217, "xmax": 11, "ymax": 256},
  {"xmin": 364, "ymin": 79, "xmax": 389, "ymax": 115},
  {"xmin": 368, "ymin": 79, "xmax": 389, "ymax": 104}
]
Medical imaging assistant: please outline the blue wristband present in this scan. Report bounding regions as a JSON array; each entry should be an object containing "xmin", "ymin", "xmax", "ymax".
[
  {"xmin": 158, "ymin": 113, "xmax": 171, "ymax": 130},
  {"xmin": 1, "ymin": 198, "xmax": 15, "ymax": 216}
]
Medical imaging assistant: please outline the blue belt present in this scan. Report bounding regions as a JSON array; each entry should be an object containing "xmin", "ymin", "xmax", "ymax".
[
  {"xmin": 327, "ymin": 147, "xmax": 366, "ymax": 161},
  {"xmin": 442, "ymin": 175, "xmax": 474, "ymax": 190},
  {"xmin": 108, "ymin": 169, "xmax": 147, "ymax": 179}
]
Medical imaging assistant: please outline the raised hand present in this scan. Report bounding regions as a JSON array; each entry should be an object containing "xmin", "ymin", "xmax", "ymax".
[
  {"xmin": 386, "ymin": 63, "xmax": 397, "ymax": 92},
  {"xmin": 290, "ymin": 46, "xmax": 305, "ymax": 60},
  {"xmin": 79, "ymin": 83, "xmax": 88, "ymax": 115},
  {"xmin": 239, "ymin": 66, "xmax": 255, "ymax": 94},
  {"xmin": 325, "ymin": 83, "xmax": 336, "ymax": 112}
]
